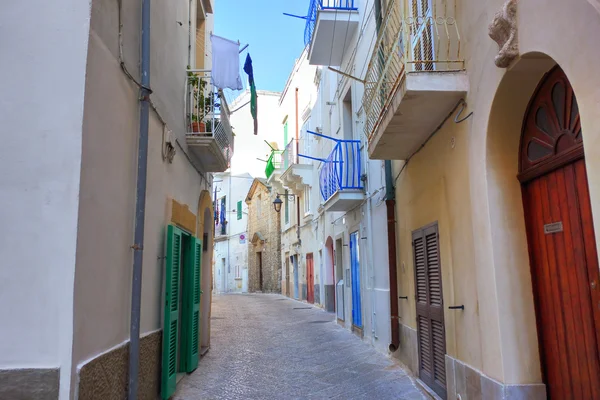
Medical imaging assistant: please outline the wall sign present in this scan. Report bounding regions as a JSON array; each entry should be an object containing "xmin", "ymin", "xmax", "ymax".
[{"xmin": 544, "ymin": 222, "xmax": 563, "ymax": 234}]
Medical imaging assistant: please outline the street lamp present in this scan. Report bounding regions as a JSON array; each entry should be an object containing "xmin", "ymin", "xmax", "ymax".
[
  {"xmin": 273, "ymin": 195, "xmax": 283, "ymax": 213},
  {"xmin": 272, "ymin": 193, "xmax": 295, "ymax": 213}
]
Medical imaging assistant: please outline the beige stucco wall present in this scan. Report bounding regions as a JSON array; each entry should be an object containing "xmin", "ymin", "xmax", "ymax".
[
  {"xmin": 71, "ymin": 0, "xmax": 213, "ymax": 391},
  {"xmin": 392, "ymin": 0, "xmax": 600, "ymax": 386}
]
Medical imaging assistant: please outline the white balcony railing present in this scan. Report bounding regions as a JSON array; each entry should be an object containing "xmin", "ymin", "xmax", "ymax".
[
  {"xmin": 363, "ymin": 0, "xmax": 464, "ymax": 141},
  {"xmin": 185, "ymin": 69, "xmax": 234, "ymax": 169}
]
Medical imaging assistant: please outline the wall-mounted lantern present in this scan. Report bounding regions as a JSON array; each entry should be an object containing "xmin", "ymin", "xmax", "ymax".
[{"xmin": 272, "ymin": 193, "xmax": 295, "ymax": 213}]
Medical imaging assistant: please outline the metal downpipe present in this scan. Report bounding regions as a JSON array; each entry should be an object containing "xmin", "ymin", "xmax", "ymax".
[
  {"xmin": 385, "ymin": 160, "xmax": 400, "ymax": 352},
  {"xmin": 128, "ymin": 0, "xmax": 151, "ymax": 397}
]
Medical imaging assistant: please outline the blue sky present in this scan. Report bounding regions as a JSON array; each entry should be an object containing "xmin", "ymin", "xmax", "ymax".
[{"xmin": 214, "ymin": 0, "xmax": 308, "ymax": 93}]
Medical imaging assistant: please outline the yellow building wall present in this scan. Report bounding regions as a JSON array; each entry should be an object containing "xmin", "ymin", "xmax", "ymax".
[{"xmin": 389, "ymin": 0, "xmax": 600, "ymax": 387}]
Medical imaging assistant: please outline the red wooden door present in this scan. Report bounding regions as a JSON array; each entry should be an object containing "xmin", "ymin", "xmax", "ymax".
[
  {"xmin": 307, "ymin": 254, "xmax": 314, "ymax": 304},
  {"xmin": 521, "ymin": 66, "xmax": 600, "ymax": 399}
]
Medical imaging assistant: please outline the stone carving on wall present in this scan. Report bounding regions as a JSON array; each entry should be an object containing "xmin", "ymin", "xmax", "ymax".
[{"xmin": 488, "ymin": 0, "xmax": 519, "ymax": 68}]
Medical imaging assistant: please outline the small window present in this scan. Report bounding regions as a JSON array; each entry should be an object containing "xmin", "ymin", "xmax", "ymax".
[
  {"xmin": 237, "ymin": 200, "xmax": 242, "ymax": 220},
  {"xmin": 304, "ymin": 186, "xmax": 311, "ymax": 215},
  {"xmin": 257, "ymin": 194, "xmax": 262, "ymax": 217},
  {"xmin": 284, "ymin": 190, "xmax": 290, "ymax": 224}
]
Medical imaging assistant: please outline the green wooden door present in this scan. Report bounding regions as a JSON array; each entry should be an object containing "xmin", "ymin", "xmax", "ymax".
[
  {"xmin": 183, "ymin": 236, "xmax": 202, "ymax": 372},
  {"xmin": 162, "ymin": 225, "xmax": 183, "ymax": 399}
]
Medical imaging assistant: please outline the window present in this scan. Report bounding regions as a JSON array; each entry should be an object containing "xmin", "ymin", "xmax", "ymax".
[
  {"xmin": 257, "ymin": 194, "xmax": 262, "ymax": 217},
  {"xmin": 410, "ymin": 0, "xmax": 434, "ymax": 71},
  {"xmin": 284, "ymin": 189, "xmax": 289, "ymax": 224},
  {"xmin": 235, "ymin": 264, "xmax": 241, "ymax": 279},
  {"xmin": 237, "ymin": 200, "xmax": 242, "ymax": 220},
  {"xmin": 412, "ymin": 222, "xmax": 446, "ymax": 396},
  {"xmin": 304, "ymin": 186, "xmax": 311, "ymax": 215}
]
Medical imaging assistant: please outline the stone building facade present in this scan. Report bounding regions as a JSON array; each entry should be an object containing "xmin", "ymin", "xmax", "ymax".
[{"xmin": 245, "ymin": 179, "xmax": 281, "ymax": 293}]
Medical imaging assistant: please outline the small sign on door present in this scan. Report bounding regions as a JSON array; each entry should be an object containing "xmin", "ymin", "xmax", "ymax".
[{"xmin": 544, "ymin": 222, "xmax": 563, "ymax": 234}]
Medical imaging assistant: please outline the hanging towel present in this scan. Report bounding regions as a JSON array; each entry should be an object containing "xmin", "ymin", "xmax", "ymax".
[
  {"xmin": 210, "ymin": 34, "xmax": 243, "ymax": 90},
  {"xmin": 243, "ymin": 54, "xmax": 258, "ymax": 135}
]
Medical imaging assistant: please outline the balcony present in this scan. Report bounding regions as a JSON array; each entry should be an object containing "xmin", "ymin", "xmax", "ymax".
[
  {"xmin": 362, "ymin": 0, "xmax": 468, "ymax": 160},
  {"xmin": 265, "ymin": 149, "xmax": 286, "ymax": 193},
  {"xmin": 280, "ymin": 140, "xmax": 313, "ymax": 195},
  {"xmin": 265, "ymin": 150, "xmax": 283, "ymax": 180},
  {"xmin": 304, "ymin": 0, "xmax": 359, "ymax": 66},
  {"xmin": 185, "ymin": 69, "xmax": 234, "ymax": 172},
  {"xmin": 320, "ymin": 140, "xmax": 364, "ymax": 212}
]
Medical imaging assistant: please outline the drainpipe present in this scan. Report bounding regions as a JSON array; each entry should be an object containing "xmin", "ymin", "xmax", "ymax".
[
  {"xmin": 128, "ymin": 0, "xmax": 151, "ymax": 396},
  {"xmin": 227, "ymin": 173, "xmax": 231, "ymax": 292},
  {"xmin": 385, "ymin": 160, "xmax": 400, "ymax": 352}
]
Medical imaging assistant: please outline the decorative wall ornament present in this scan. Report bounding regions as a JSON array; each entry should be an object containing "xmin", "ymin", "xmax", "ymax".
[{"xmin": 488, "ymin": 0, "xmax": 519, "ymax": 68}]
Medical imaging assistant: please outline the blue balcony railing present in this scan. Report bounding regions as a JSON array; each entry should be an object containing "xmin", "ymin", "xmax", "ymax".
[
  {"xmin": 319, "ymin": 140, "xmax": 363, "ymax": 202},
  {"xmin": 304, "ymin": 0, "xmax": 358, "ymax": 46}
]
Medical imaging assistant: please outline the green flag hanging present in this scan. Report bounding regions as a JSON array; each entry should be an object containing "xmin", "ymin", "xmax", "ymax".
[{"xmin": 244, "ymin": 53, "xmax": 258, "ymax": 135}]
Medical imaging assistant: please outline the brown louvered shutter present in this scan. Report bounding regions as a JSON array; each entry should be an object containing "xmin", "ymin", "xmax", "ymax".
[{"xmin": 413, "ymin": 223, "xmax": 447, "ymax": 399}]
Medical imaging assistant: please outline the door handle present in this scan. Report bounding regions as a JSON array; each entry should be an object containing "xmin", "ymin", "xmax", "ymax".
[{"xmin": 448, "ymin": 305, "xmax": 464, "ymax": 310}]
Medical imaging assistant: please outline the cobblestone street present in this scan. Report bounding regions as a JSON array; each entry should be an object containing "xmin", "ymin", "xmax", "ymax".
[{"xmin": 174, "ymin": 294, "xmax": 426, "ymax": 400}]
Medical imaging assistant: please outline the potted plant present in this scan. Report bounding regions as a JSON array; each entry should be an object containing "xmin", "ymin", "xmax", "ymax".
[
  {"xmin": 190, "ymin": 114, "xmax": 205, "ymax": 133},
  {"xmin": 187, "ymin": 67, "xmax": 211, "ymax": 133}
]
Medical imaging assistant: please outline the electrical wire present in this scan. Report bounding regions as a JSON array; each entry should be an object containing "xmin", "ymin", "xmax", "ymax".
[{"xmin": 394, "ymin": 98, "xmax": 468, "ymax": 184}]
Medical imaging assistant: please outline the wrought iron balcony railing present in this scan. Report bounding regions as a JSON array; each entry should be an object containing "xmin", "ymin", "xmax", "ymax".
[
  {"xmin": 362, "ymin": 0, "xmax": 464, "ymax": 141},
  {"xmin": 304, "ymin": 0, "xmax": 358, "ymax": 46},
  {"xmin": 282, "ymin": 139, "xmax": 300, "ymax": 171},
  {"xmin": 319, "ymin": 140, "xmax": 363, "ymax": 203},
  {"xmin": 265, "ymin": 150, "xmax": 283, "ymax": 179},
  {"xmin": 185, "ymin": 69, "xmax": 234, "ymax": 167}
]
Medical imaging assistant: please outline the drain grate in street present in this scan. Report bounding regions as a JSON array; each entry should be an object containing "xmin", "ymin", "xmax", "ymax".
[
  {"xmin": 309, "ymin": 320, "xmax": 331, "ymax": 324},
  {"xmin": 293, "ymin": 307, "xmax": 312, "ymax": 310}
]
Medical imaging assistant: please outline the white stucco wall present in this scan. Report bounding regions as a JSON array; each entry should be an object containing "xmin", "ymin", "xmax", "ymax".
[
  {"xmin": 212, "ymin": 173, "xmax": 253, "ymax": 292},
  {"xmin": 276, "ymin": 17, "xmax": 392, "ymax": 352},
  {"xmin": 228, "ymin": 90, "xmax": 282, "ymax": 178},
  {"xmin": 70, "ymin": 0, "xmax": 215, "ymax": 393},
  {"xmin": 0, "ymin": 0, "xmax": 91, "ymax": 397}
]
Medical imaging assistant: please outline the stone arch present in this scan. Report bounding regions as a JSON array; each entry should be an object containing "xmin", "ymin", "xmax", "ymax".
[
  {"xmin": 484, "ymin": 52, "xmax": 558, "ymax": 385},
  {"xmin": 197, "ymin": 189, "xmax": 213, "ymax": 350}
]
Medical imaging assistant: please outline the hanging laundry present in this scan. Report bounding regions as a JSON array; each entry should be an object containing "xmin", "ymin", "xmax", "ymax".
[
  {"xmin": 243, "ymin": 53, "xmax": 258, "ymax": 135},
  {"xmin": 210, "ymin": 34, "xmax": 243, "ymax": 90}
]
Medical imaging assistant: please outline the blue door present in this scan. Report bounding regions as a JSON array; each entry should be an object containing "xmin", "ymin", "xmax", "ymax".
[
  {"xmin": 350, "ymin": 232, "xmax": 362, "ymax": 328},
  {"xmin": 293, "ymin": 255, "xmax": 299, "ymax": 299}
]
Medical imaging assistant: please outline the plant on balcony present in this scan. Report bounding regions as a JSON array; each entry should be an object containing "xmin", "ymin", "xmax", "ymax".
[{"xmin": 187, "ymin": 67, "xmax": 214, "ymax": 133}]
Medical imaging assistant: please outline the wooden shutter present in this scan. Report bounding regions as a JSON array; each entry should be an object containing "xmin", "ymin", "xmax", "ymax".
[
  {"xmin": 183, "ymin": 236, "xmax": 202, "ymax": 372},
  {"xmin": 410, "ymin": 0, "xmax": 434, "ymax": 71},
  {"xmin": 237, "ymin": 201, "xmax": 242, "ymax": 220},
  {"xmin": 162, "ymin": 225, "xmax": 183, "ymax": 400},
  {"xmin": 413, "ymin": 223, "xmax": 447, "ymax": 399}
]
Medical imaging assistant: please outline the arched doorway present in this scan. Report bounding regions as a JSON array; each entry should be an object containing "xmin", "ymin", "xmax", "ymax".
[{"xmin": 520, "ymin": 66, "xmax": 600, "ymax": 398}]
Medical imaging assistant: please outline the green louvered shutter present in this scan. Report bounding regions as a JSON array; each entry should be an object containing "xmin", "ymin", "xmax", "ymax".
[
  {"xmin": 237, "ymin": 201, "xmax": 242, "ymax": 220},
  {"xmin": 184, "ymin": 236, "xmax": 202, "ymax": 372},
  {"xmin": 162, "ymin": 225, "xmax": 182, "ymax": 399}
]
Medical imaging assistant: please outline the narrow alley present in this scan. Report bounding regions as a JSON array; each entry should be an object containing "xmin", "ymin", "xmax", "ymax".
[{"xmin": 173, "ymin": 294, "xmax": 426, "ymax": 400}]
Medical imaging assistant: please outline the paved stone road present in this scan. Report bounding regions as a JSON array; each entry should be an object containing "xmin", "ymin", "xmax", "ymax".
[{"xmin": 174, "ymin": 293, "xmax": 426, "ymax": 400}]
